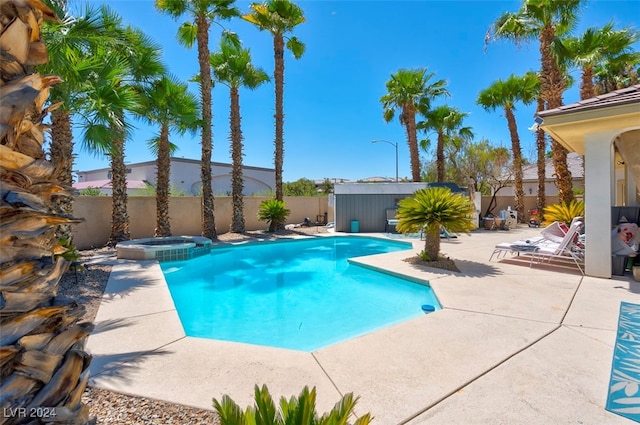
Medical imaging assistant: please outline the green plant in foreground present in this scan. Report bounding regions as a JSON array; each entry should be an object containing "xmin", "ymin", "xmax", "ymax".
[
  {"xmin": 213, "ymin": 384, "xmax": 373, "ymax": 425},
  {"xmin": 258, "ymin": 199, "xmax": 291, "ymax": 232},
  {"xmin": 396, "ymin": 187, "xmax": 475, "ymax": 261},
  {"xmin": 542, "ymin": 199, "xmax": 584, "ymax": 225}
]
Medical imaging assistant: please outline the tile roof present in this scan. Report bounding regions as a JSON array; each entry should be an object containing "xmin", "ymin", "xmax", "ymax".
[
  {"xmin": 520, "ymin": 152, "xmax": 584, "ymax": 181},
  {"xmin": 538, "ymin": 84, "xmax": 640, "ymax": 117}
]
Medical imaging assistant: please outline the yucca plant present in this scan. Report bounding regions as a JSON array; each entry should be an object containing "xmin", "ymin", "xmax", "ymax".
[
  {"xmin": 542, "ymin": 199, "xmax": 585, "ymax": 225},
  {"xmin": 396, "ymin": 187, "xmax": 475, "ymax": 261},
  {"xmin": 258, "ymin": 199, "xmax": 291, "ymax": 232},
  {"xmin": 213, "ymin": 384, "xmax": 373, "ymax": 425}
]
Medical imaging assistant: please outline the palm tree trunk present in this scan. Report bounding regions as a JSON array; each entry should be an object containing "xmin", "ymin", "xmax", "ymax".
[
  {"xmin": 436, "ymin": 131, "xmax": 445, "ymax": 182},
  {"xmin": 540, "ymin": 25, "xmax": 574, "ymax": 204},
  {"xmin": 274, "ymin": 34, "xmax": 285, "ymax": 201},
  {"xmin": 535, "ymin": 97, "xmax": 546, "ymax": 211},
  {"xmin": 402, "ymin": 105, "xmax": 421, "ymax": 182},
  {"xmin": 505, "ymin": 107, "xmax": 525, "ymax": 222},
  {"xmin": 230, "ymin": 87, "xmax": 245, "ymax": 233},
  {"xmin": 196, "ymin": 14, "xmax": 217, "ymax": 239},
  {"xmin": 0, "ymin": 1, "xmax": 93, "ymax": 423},
  {"xmin": 580, "ymin": 65, "xmax": 595, "ymax": 100},
  {"xmin": 49, "ymin": 108, "xmax": 75, "ymax": 240},
  {"xmin": 423, "ymin": 227, "xmax": 441, "ymax": 261},
  {"xmin": 155, "ymin": 123, "xmax": 171, "ymax": 237},
  {"xmin": 108, "ymin": 135, "xmax": 130, "ymax": 246}
]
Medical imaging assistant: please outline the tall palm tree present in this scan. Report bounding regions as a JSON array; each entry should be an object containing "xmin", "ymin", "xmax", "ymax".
[
  {"xmin": 138, "ymin": 75, "xmax": 201, "ymax": 237},
  {"xmin": 488, "ymin": 0, "xmax": 584, "ymax": 204},
  {"xmin": 381, "ymin": 68, "xmax": 449, "ymax": 182},
  {"xmin": 210, "ymin": 36, "xmax": 270, "ymax": 233},
  {"xmin": 40, "ymin": 3, "xmax": 128, "ymax": 239},
  {"xmin": 477, "ymin": 72, "xmax": 539, "ymax": 222},
  {"xmin": 101, "ymin": 27, "xmax": 166, "ymax": 246},
  {"xmin": 556, "ymin": 22, "xmax": 639, "ymax": 100},
  {"xmin": 534, "ymin": 96, "xmax": 547, "ymax": 211},
  {"xmin": 242, "ymin": 0, "xmax": 305, "ymax": 202},
  {"xmin": 417, "ymin": 105, "xmax": 473, "ymax": 183},
  {"xmin": 0, "ymin": 1, "xmax": 93, "ymax": 422},
  {"xmin": 155, "ymin": 0, "xmax": 240, "ymax": 239}
]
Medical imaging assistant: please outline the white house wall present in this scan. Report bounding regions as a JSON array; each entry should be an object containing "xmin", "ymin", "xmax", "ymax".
[{"xmin": 76, "ymin": 158, "xmax": 275, "ymax": 196}]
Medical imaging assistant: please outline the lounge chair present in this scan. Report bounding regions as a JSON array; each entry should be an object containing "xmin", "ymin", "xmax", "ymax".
[
  {"xmin": 522, "ymin": 220, "xmax": 585, "ymax": 274},
  {"xmin": 488, "ymin": 221, "xmax": 565, "ymax": 261},
  {"xmin": 489, "ymin": 219, "xmax": 585, "ymax": 274}
]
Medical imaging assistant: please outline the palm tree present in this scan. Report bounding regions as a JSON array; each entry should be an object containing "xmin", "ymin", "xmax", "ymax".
[
  {"xmin": 40, "ymin": 3, "xmax": 128, "ymax": 239},
  {"xmin": 477, "ymin": 72, "xmax": 539, "ymax": 222},
  {"xmin": 242, "ymin": 0, "xmax": 306, "ymax": 202},
  {"xmin": 100, "ymin": 27, "xmax": 166, "ymax": 246},
  {"xmin": 556, "ymin": 22, "xmax": 639, "ymax": 100},
  {"xmin": 0, "ymin": 1, "xmax": 93, "ymax": 422},
  {"xmin": 487, "ymin": 0, "xmax": 584, "ymax": 204},
  {"xmin": 396, "ymin": 187, "xmax": 475, "ymax": 261},
  {"xmin": 210, "ymin": 36, "xmax": 270, "ymax": 233},
  {"xmin": 155, "ymin": 0, "xmax": 240, "ymax": 239},
  {"xmin": 594, "ymin": 60, "xmax": 640, "ymax": 95},
  {"xmin": 381, "ymin": 68, "xmax": 449, "ymax": 182},
  {"xmin": 417, "ymin": 105, "xmax": 473, "ymax": 183},
  {"xmin": 534, "ymin": 96, "xmax": 547, "ymax": 212},
  {"xmin": 138, "ymin": 75, "xmax": 201, "ymax": 237}
]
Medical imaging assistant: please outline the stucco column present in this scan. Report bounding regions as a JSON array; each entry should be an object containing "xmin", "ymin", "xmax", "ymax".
[{"xmin": 584, "ymin": 131, "xmax": 618, "ymax": 277}]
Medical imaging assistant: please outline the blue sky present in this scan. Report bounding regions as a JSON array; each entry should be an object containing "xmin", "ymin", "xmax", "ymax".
[{"xmin": 72, "ymin": 0, "xmax": 640, "ymax": 182}]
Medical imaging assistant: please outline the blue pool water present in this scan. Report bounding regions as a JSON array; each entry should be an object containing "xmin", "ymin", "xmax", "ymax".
[{"xmin": 161, "ymin": 236, "xmax": 440, "ymax": 351}]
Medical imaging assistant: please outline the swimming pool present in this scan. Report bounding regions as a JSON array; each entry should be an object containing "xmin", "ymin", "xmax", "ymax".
[{"xmin": 161, "ymin": 236, "xmax": 440, "ymax": 351}]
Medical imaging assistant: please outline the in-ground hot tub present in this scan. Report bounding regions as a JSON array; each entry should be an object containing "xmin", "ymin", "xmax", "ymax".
[{"xmin": 116, "ymin": 236, "xmax": 212, "ymax": 262}]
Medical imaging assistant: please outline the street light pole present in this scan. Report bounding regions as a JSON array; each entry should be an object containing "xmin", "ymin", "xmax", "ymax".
[{"xmin": 371, "ymin": 139, "xmax": 398, "ymax": 182}]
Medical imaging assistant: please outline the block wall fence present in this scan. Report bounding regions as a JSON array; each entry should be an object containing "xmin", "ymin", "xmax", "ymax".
[{"xmin": 71, "ymin": 194, "xmax": 560, "ymax": 249}]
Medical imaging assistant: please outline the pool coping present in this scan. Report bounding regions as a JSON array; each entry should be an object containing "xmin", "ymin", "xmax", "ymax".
[{"xmin": 86, "ymin": 228, "xmax": 638, "ymax": 424}]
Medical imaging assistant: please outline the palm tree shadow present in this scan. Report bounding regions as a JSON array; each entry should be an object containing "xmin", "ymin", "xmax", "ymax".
[
  {"xmin": 89, "ymin": 348, "xmax": 174, "ymax": 386},
  {"xmin": 404, "ymin": 256, "xmax": 502, "ymax": 277}
]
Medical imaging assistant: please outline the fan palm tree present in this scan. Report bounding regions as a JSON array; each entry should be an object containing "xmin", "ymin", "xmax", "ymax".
[
  {"xmin": 138, "ymin": 75, "xmax": 201, "ymax": 237},
  {"xmin": 0, "ymin": 0, "xmax": 94, "ymax": 422},
  {"xmin": 155, "ymin": 0, "xmax": 240, "ymax": 239},
  {"xmin": 39, "ymin": 3, "xmax": 128, "ymax": 239},
  {"xmin": 242, "ymin": 0, "xmax": 306, "ymax": 202},
  {"xmin": 487, "ymin": 0, "xmax": 584, "ymax": 204},
  {"xmin": 99, "ymin": 27, "xmax": 166, "ymax": 246},
  {"xmin": 417, "ymin": 105, "xmax": 473, "ymax": 183},
  {"xmin": 381, "ymin": 68, "xmax": 449, "ymax": 182},
  {"xmin": 477, "ymin": 72, "xmax": 539, "ymax": 222},
  {"xmin": 556, "ymin": 22, "xmax": 639, "ymax": 100},
  {"xmin": 594, "ymin": 60, "xmax": 640, "ymax": 95},
  {"xmin": 396, "ymin": 187, "xmax": 475, "ymax": 262},
  {"xmin": 210, "ymin": 36, "xmax": 270, "ymax": 233}
]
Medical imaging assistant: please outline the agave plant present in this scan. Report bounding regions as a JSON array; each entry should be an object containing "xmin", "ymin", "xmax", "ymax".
[
  {"xmin": 542, "ymin": 199, "xmax": 585, "ymax": 225},
  {"xmin": 213, "ymin": 384, "xmax": 373, "ymax": 425},
  {"xmin": 396, "ymin": 187, "xmax": 475, "ymax": 261},
  {"xmin": 258, "ymin": 199, "xmax": 291, "ymax": 232},
  {"xmin": 0, "ymin": 1, "xmax": 93, "ymax": 423}
]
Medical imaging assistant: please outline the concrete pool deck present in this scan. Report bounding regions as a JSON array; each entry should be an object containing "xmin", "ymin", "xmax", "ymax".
[{"xmin": 86, "ymin": 226, "xmax": 639, "ymax": 424}]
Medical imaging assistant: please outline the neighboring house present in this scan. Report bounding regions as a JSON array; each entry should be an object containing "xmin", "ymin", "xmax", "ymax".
[
  {"xmin": 75, "ymin": 157, "xmax": 275, "ymax": 196},
  {"xmin": 498, "ymin": 152, "xmax": 585, "ymax": 197}
]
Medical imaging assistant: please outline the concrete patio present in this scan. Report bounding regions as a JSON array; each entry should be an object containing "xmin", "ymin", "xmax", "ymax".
[{"xmin": 86, "ymin": 226, "xmax": 639, "ymax": 424}]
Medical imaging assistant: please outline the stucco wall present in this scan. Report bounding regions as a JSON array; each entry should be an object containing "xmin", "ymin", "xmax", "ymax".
[{"xmin": 72, "ymin": 196, "xmax": 332, "ymax": 249}]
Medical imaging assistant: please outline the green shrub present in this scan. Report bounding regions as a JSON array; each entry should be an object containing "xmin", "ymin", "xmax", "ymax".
[
  {"xmin": 213, "ymin": 384, "xmax": 373, "ymax": 425},
  {"xmin": 258, "ymin": 199, "xmax": 291, "ymax": 232}
]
